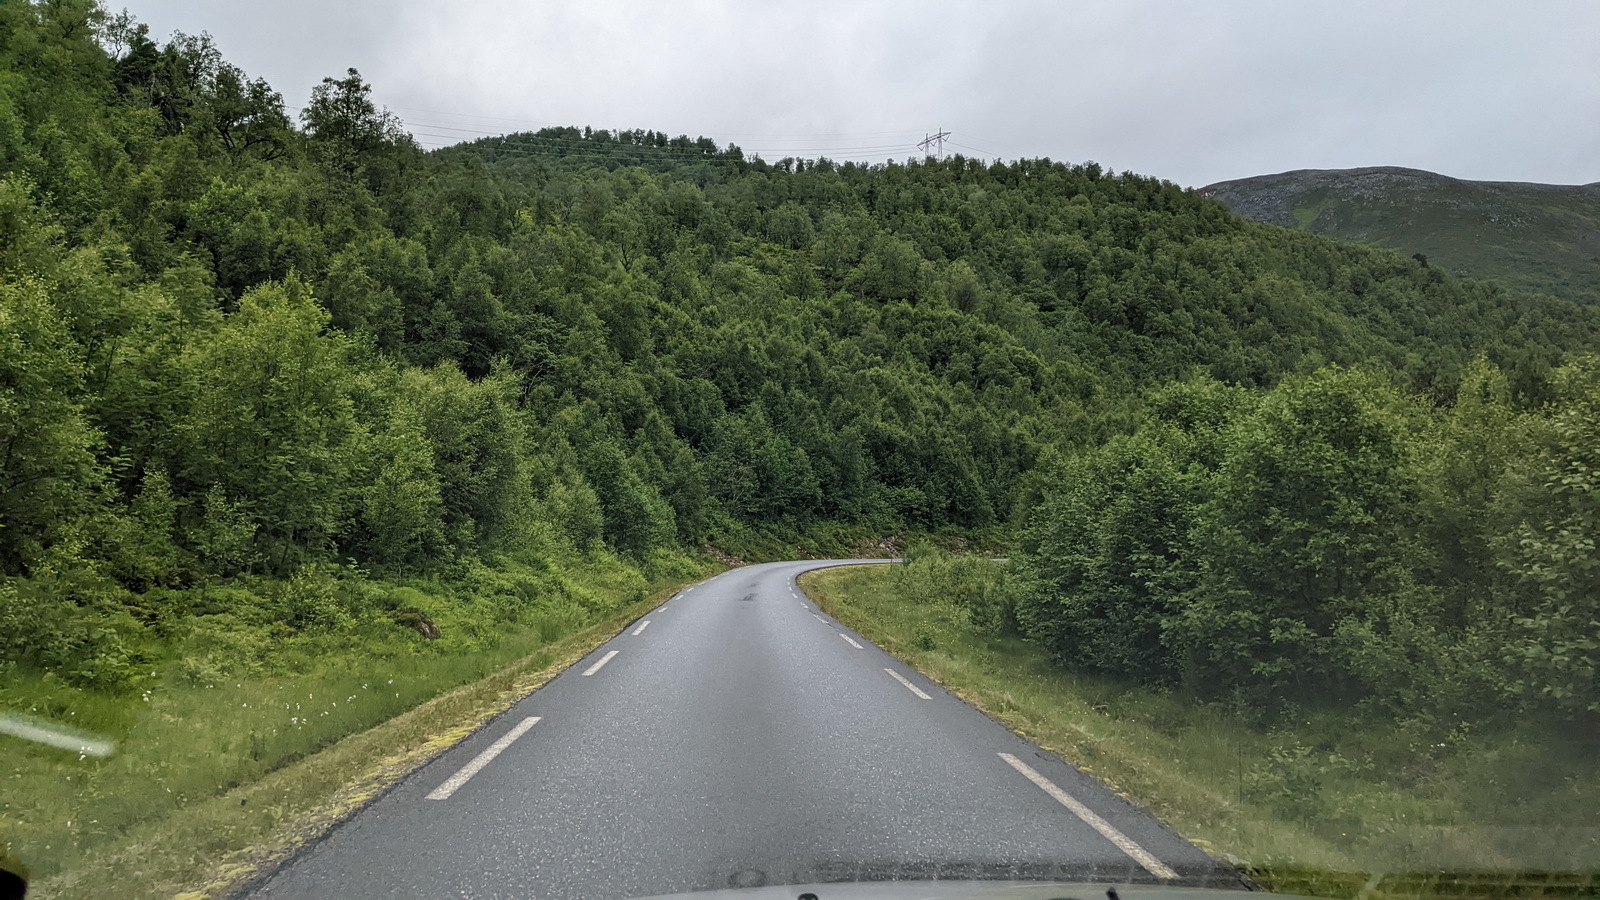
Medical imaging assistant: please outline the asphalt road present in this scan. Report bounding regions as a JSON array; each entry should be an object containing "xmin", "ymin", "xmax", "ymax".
[{"xmin": 247, "ymin": 560, "xmax": 1243, "ymax": 899}]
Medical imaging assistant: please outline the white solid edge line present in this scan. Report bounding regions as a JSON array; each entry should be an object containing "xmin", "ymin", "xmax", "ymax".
[
  {"xmin": 998, "ymin": 752, "xmax": 1177, "ymax": 879},
  {"xmin": 884, "ymin": 668, "xmax": 932, "ymax": 699},
  {"xmin": 582, "ymin": 650, "xmax": 620, "ymax": 676},
  {"xmin": 632, "ymin": 619, "xmax": 651, "ymax": 636},
  {"xmin": 426, "ymin": 716, "xmax": 541, "ymax": 800},
  {"xmin": 839, "ymin": 633, "xmax": 863, "ymax": 649}
]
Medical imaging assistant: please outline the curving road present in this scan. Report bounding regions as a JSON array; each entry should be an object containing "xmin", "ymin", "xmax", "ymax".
[{"xmin": 247, "ymin": 560, "xmax": 1244, "ymax": 899}]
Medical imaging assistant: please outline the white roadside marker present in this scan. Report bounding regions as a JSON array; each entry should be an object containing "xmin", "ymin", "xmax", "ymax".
[
  {"xmin": 631, "ymin": 619, "xmax": 651, "ymax": 636},
  {"xmin": 582, "ymin": 650, "xmax": 620, "ymax": 676},
  {"xmin": 839, "ymin": 633, "xmax": 863, "ymax": 649},
  {"xmin": 427, "ymin": 717, "xmax": 540, "ymax": 800},
  {"xmin": 884, "ymin": 668, "xmax": 932, "ymax": 699},
  {"xmin": 998, "ymin": 752, "xmax": 1177, "ymax": 879}
]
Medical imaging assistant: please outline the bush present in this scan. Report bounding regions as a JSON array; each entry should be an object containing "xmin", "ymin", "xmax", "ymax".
[
  {"xmin": 1176, "ymin": 369, "xmax": 1424, "ymax": 706},
  {"xmin": 269, "ymin": 565, "xmax": 356, "ymax": 631},
  {"xmin": 1014, "ymin": 429, "xmax": 1202, "ymax": 684},
  {"xmin": 1241, "ymin": 741, "xmax": 1360, "ymax": 823},
  {"xmin": 0, "ymin": 577, "xmax": 150, "ymax": 692},
  {"xmin": 892, "ymin": 544, "xmax": 1015, "ymax": 637},
  {"xmin": 172, "ymin": 613, "xmax": 277, "ymax": 684}
]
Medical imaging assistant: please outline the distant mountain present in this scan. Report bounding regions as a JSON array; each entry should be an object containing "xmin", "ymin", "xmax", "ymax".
[{"xmin": 1203, "ymin": 167, "xmax": 1600, "ymax": 304}]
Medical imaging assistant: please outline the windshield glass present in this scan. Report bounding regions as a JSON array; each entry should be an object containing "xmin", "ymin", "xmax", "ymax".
[{"xmin": 2, "ymin": 3, "xmax": 1596, "ymax": 899}]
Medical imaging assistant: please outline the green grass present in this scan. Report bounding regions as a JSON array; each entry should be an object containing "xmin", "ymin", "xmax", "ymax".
[
  {"xmin": 800, "ymin": 563, "xmax": 1600, "ymax": 899},
  {"xmin": 1292, "ymin": 204, "xmax": 1324, "ymax": 230},
  {"xmin": 1, "ymin": 551, "xmax": 714, "ymax": 899}
]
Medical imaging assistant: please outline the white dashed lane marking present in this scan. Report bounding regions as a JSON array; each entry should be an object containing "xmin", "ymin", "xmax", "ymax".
[
  {"xmin": 839, "ymin": 633, "xmax": 863, "ymax": 649},
  {"xmin": 998, "ymin": 752, "xmax": 1177, "ymax": 879},
  {"xmin": 427, "ymin": 717, "xmax": 541, "ymax": 801},
  {"xmin": 885, "ymin": 668, "xmax": 932, "ymax": 699},
  {"xmin": 631, "ymin": 619, "xmax": 651, "ymax": 636},
  {"xmin": 582, "ymin": 650, "xmax": 620, "ymax": 676}
]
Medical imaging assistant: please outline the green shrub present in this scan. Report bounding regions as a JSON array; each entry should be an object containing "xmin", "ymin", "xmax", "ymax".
[
  {"xmin": 173, "ymin": 614, "xmax": 277, "ymax": 684},
  {"xmin": 1241, "ymin": 741, "xmax": 1359, "ymax": 822},
  {"xmin": 270, "ymin": 565, "xmax": 354, "ymax": 632},
  {"xmin": 0, "ymin": 577, "xmax": 150, "ymax": 692},
  {"xmin": 892, "ymin": 544, "xmax": 1015, "ymax": 636}
]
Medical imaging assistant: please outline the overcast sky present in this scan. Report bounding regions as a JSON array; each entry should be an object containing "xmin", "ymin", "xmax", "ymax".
[{"xmin": 120, "ymin": 0, "xmax": 1600, "ymax": 188}]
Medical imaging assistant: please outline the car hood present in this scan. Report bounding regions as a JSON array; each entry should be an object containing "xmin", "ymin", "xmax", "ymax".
[{"xmin": 632, "ymin": 882, "xmax": 1278, "ymax": 900}]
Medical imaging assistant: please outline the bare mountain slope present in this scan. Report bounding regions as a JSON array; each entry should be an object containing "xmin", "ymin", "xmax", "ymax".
[{"xmin": 1204, "ymin": 166, "xmax": 1600, "ymax": 304}]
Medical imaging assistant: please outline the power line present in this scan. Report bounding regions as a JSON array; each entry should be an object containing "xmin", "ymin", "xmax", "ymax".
[
  {"xmin": 918, "ymin": 128, "xmax": 951, "ymax": 161},
  {"xmin": 294, "ymin": 97, "xmax": 974, "ymax": 159},
  {"xmin": 375, "ymin": 105, "xmax": 1009, "ymax": 164}
]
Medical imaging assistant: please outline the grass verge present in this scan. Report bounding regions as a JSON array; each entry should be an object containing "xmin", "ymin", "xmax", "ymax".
[
  {"xmin": 800, "ymin": 563, "xmax": 1600, "ymax": 900},
  {"xmin": 5, "ymin": 554, "xmax": 713, "ymax": 900}
]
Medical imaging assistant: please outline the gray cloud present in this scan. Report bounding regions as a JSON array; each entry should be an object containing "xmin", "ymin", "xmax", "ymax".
[{"xmin": 123, "ymin": 0, "xmax": 1600, "ymax": 186}]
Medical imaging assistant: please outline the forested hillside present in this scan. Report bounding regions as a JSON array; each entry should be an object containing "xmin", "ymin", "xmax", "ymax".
[{"xmin": 2, "ymin": 0, "xmax": 1599, "ymax": 855}]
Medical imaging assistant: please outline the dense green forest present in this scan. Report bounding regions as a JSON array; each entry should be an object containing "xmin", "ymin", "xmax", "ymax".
[{"xmin": 3, "ymin": 0, "xmax": 1598, "ymax": 766}]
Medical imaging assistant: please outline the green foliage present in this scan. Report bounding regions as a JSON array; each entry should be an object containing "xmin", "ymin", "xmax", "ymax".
[
  {"xmin": 542, "ymin": 473, "xmax": 604, "ymax": 552},
  {"xmin": 0, "ymin": 275, "xmax": 102, "ymax": 573},
  {"xmin": 189, "ymin": 485, "xmax": 258, "ymax": 579},
  {"xmin": 892, "ymin": 544, "xmax": 1017, "ymax": 637},
  {"xmin": 0, "ymin": 575, "xmax": 149, "ymax": 692},
  {"xmin": 1016, "ymin": 428, "xmax": 1203, "ymax": 684},
  {"xmin": 392, "ymin": 364, "xmax": 527, "ymax": 552},
  {"xmin": 1177, "ymin": 369, "xmax": 1423, "ymax": 704},
  {"xmin": 170, "ymin": 278, "xmax": 360, "ymax": 573},
  {"xmin": 1014, "ymin": 378, "xmax": 1236, "ymax": 684},
  {"xmin": 95, "ymin": 469, "xmax": 185, "ymax": 589},
  {"xmin": 1501, "ymin": 359, "xmax": 1600, "ymax": 715},
  {"xmin": 357, "ymin": 422, "xmax": 448, "ymax": 573},
  {"xmin": 1016, "ymin": 357, "xmax": 1600, "ymax": 737},
  {"xmin": 1, "ymin": 1, "xmax": 1597, "ymax": 824},
  {"xmin": 300, "ymin": 68, "xmax": 415, "ymax": 185}
]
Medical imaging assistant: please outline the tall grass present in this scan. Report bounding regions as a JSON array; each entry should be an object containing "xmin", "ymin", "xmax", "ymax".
[{"xmin": 801, "ymin": 559, "xmax": 1600, "ymax": 898}]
